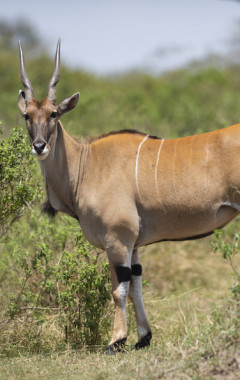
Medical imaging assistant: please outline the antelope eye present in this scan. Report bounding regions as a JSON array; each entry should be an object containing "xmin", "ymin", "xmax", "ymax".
[
  {"xmin": 50, "ymin": 111, "xmax": 57, "ymax": 118},
  {"xmin": 24, "ymin": 113, "xmax": 30, "ymax": 121}
]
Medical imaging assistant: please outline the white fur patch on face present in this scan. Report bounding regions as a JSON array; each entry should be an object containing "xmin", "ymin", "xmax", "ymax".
[{"xmin": 32, "ymin": 146, "xmax": 50, "ymax": 160}]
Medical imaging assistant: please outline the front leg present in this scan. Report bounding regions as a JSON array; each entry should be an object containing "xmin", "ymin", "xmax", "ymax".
[
  {"xmin": 105, "ymin": 238, "xmax": 134, "ymax": 355},
  {"xmin": 103, "ymin": 211, "xmax": 139, "ymax": 354},
  {"xmin": 105, "ymin": 264, "xmax": 132, "ymax": 354}
]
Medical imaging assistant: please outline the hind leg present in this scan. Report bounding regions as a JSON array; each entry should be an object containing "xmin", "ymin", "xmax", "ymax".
[{"xmin": 128, "ymin": 249, "xmax": 152, "ymax": 349}]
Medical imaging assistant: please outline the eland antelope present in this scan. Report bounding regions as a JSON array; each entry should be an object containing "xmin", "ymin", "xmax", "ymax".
[{"xmin": 18, "ymin": 41, "xmax": 240, "ymax": 354}]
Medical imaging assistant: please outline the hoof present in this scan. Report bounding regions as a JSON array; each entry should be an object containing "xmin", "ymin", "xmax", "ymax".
[
  {"xmin": 105, "ymin": 345, "xmax": 115, "ymax": 355},
  {"xmin": 135, "ymin": 331, "xmax": 152, "ymax": 350},
  {"xmin": 105, "ymin": 338, "xmax": 127, "ymax": 355}
]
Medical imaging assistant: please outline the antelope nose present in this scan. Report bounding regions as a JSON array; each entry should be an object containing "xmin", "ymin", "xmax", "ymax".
[{"xmin": 33, "ymin": 141, "xmax": 46, "ymax": 155}]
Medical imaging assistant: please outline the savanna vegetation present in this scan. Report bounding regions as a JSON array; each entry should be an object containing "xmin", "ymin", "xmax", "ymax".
[{"xmin": 1, "ymin": 21, "xmax": 240, "ymax": 379}]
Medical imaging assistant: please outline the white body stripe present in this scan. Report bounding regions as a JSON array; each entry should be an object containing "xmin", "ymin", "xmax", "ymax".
[
  {"xmin": 135, "ymin": 135, "xmax": 149, "ymax": 201},
  {"xmin": 172, "ymin": 138, "xmax": 179, "ymax": 193},
  {"xmin": 155, "ymin": 138, "xmax": 164, "ymax": 204},
  {"xmin": 204, "ymin": 135, "xmax": 209, "ymax": 188}
]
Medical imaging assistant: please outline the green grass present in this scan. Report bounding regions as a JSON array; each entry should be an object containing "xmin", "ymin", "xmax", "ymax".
[
  {"xmin": 0, "ymin": 300, "xmax": 239, "ymax": 380},
  {"xmin": 1, "ymin": 206, "xmax": 240, "ymax": 379},
  {"xmin": 1, "ymin": 226, "xmax": 240, "ymax": 378}
]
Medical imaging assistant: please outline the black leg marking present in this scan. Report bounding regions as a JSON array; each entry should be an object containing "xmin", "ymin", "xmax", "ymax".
[
  {"xmin": 131, "ymin": 264, "xmax": 142, "ymax": 276},
  {"xmin": 105, "ymin": 338, "xmax": 127, "ymax": 355},
  {"xmin": 135, "ymin": 331, "xmax": 152, "ymax": 350},
  {"xmin": 115, "ymin": 266, "xmax": 131, "ymax": 283}
]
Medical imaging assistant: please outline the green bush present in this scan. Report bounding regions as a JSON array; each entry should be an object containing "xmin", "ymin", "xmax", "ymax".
[
  {"xmin": 0, "ymin": 125, "xmax": 40, "ymax": 239},
  {"xmin": 0, "ymin": 212, "xmax": 111, "ymax": 355},
  {"xmin": 0, "ymin": 124, "xmax": 111, "ymax": 354},
  {"xmin": 211, "ymin": 230, "xmax": 240, "ymax": 299}
]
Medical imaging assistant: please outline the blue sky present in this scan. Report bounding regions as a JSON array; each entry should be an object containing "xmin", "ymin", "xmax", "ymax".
[{"xmin": 2, "ymin": 0, "xmax": 240, "ymax": 74}]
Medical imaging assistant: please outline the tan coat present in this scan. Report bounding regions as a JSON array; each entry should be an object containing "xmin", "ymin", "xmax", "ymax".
[{"xmin": 18, "ymin": 41, "xmax": 240, "ymax": 354}]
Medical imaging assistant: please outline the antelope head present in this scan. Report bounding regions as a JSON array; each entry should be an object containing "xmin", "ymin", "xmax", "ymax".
[{"xmin": 17, "ymin": 40, "xmax": 80, "ymax": 160}]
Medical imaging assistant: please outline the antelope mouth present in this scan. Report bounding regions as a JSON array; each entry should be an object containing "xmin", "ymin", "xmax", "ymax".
[{"xmin": 32, "ymin": 144, "xmax": 50, "ymax": 160}]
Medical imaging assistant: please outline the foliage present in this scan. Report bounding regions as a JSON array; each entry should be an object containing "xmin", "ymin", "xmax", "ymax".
[
  {"xmin": 0, "ymin": 212, "xmax": 111, "ymax": 355},
  {"xmin": 12, "ymin": 65, "xmax": 240, "ymax": 140},
  {"xmin": 0, "ymin": 125, "xmax": 40, "ymax": 239},
  {"xmin": 0, "ymin": 114, "xmax": 111, "ymax": 353},
  {"xmin": 2, "ymin": 22, "xmax": 240, "ymax": 139},
  {"xmin": 211, "ymin": 229, "xmax": 240, "ymax": 299}
]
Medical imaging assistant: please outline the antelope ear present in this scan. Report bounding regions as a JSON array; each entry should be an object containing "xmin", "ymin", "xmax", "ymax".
[
  {"xmin": 17, "ymin": 90, "xmax": 27, "ymax": 114},
  {"xmin": 57, "ymin": 92, "xmax": 80, "ymax": 116}
]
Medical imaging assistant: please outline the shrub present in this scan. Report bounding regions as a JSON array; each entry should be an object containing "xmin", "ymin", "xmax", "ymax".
[
  {"xmin": 0, "ymin": 213, "xmax": 111, "ymax": 355},
  {"xmin": 0, "ymin": 124, "xmax": 111, "ymax": 355},
  {"xmin": 211, "ymin": 229, "xmax": 240, "ymax": 299},
  {"xmin": 0, "ymin": 124, "xmax": 40, "ymax": 239}
]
